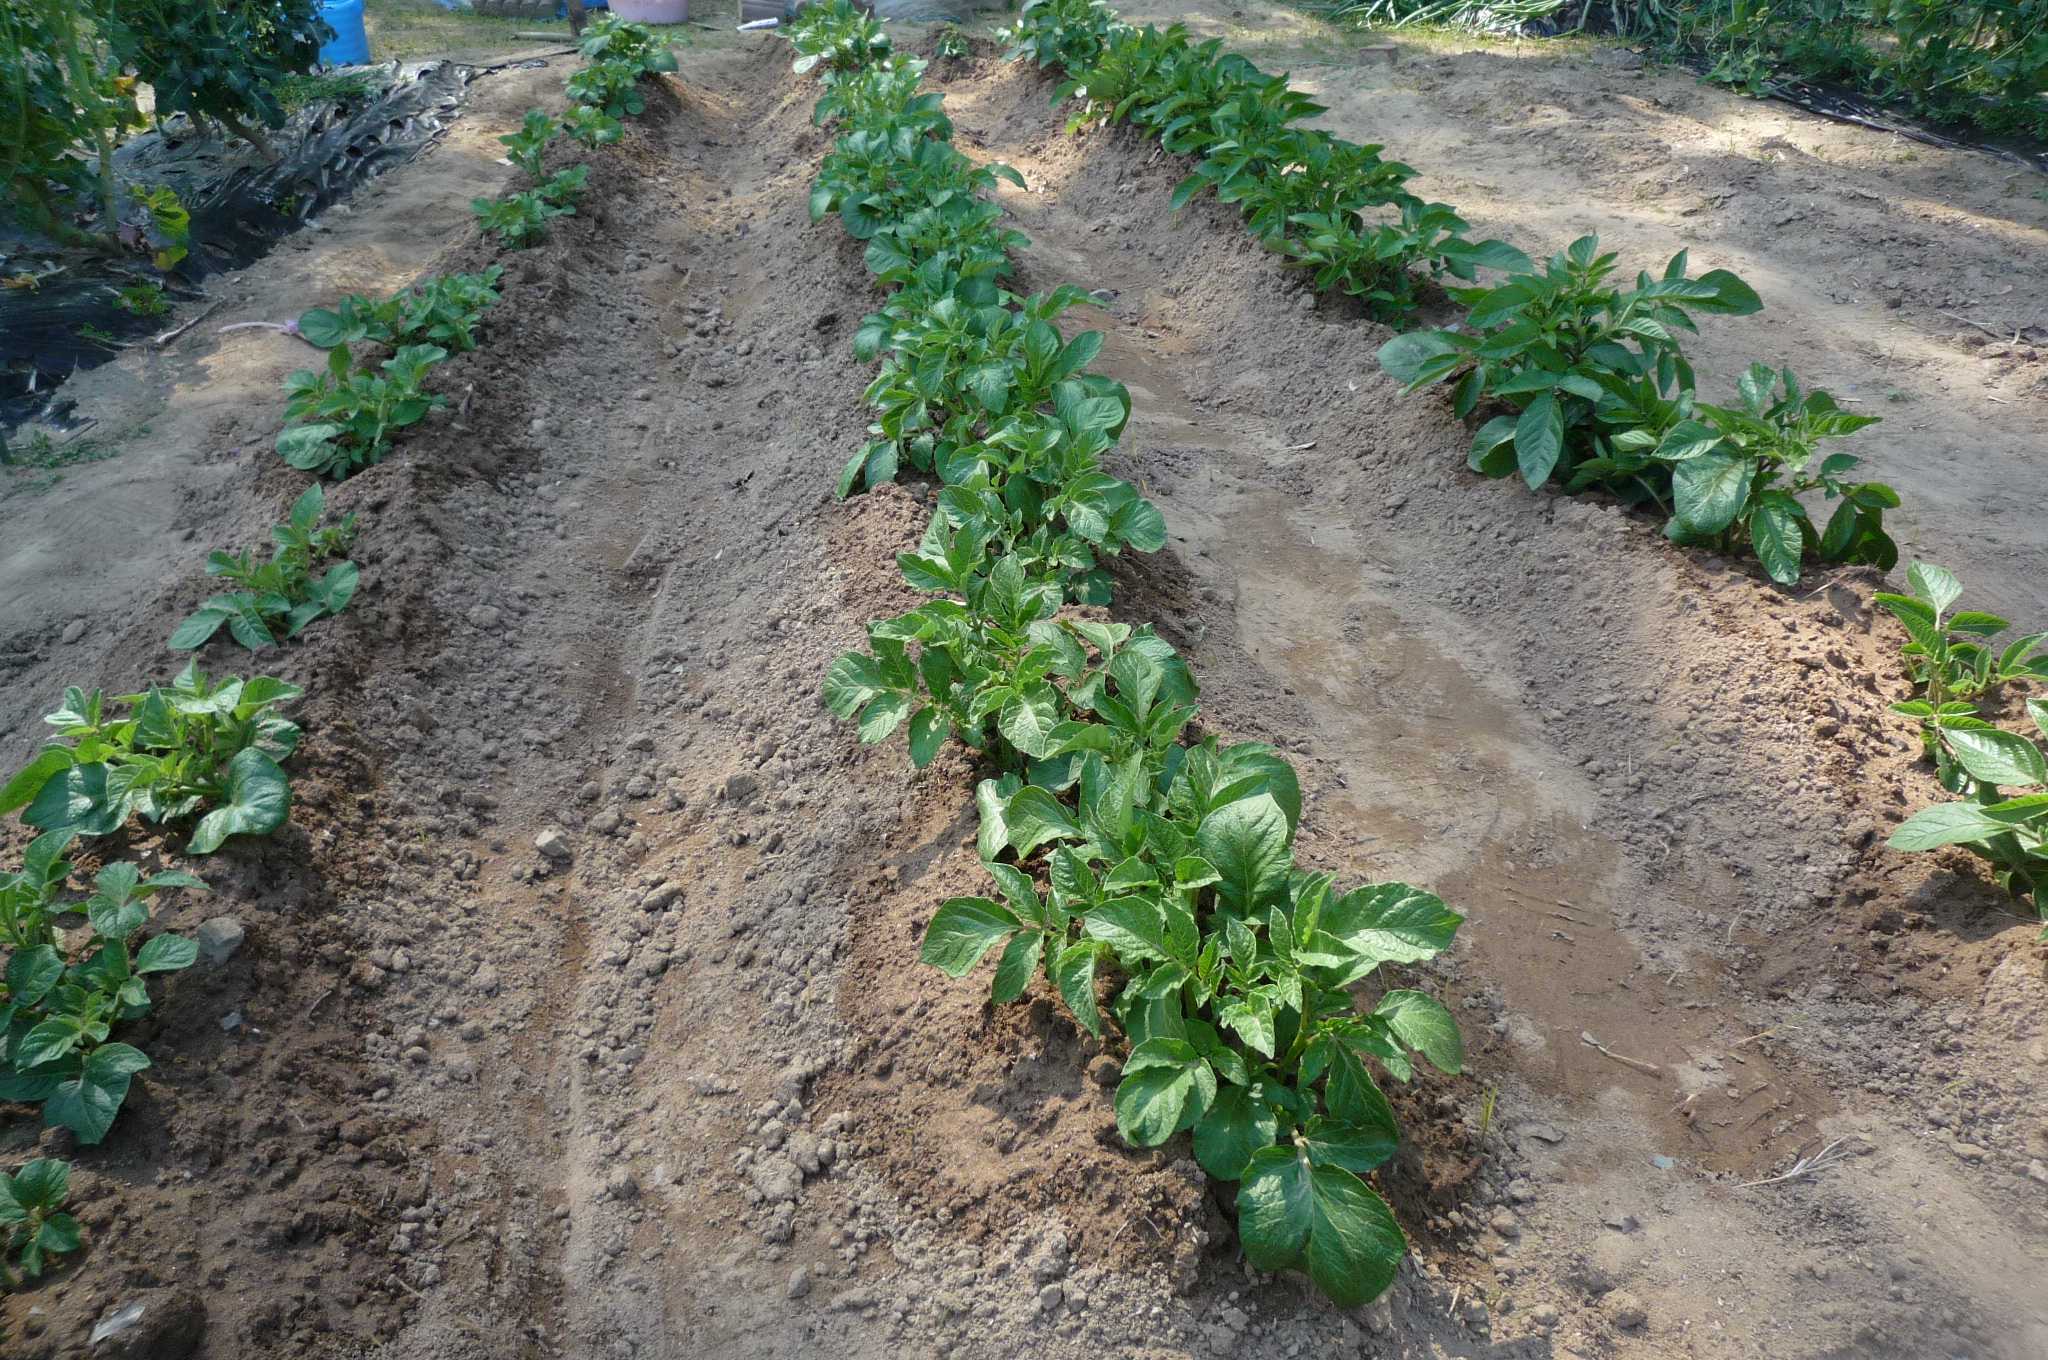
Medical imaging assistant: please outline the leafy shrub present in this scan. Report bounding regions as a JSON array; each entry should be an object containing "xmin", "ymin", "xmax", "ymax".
[
  {"xmin": 1640, "ymin": 0, "xmax": 2048, "ymax": 140},
  {"xmin": 0, "ymin": 1159, "xmax": 82, "ymax": 1283},
  {"xmin": 297, "ymin": 267, "xmax": 504, "ymax": 353},
  {"xmin": 103, "ymin": 0, "xmax": 331, "ymax": 148},
  {"xmin": 171, "ymin": 484, "xmax": 360, "ymax": 652},
  {"xmin": 0, "ymin": 835, "xmax": 202, "ymax": 1142},
  {"xmin": 278, "ymin": 342, "xmax": 446, "ymax": 479},
  {"xmin": 0, "ymin": 3, "xmax": 143, "ymax": 244},
  {"xmin": 0, "ymin": 663, "xmax": 298, "ymax": 855}
]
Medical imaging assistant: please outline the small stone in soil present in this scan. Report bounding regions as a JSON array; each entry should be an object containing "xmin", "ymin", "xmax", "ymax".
[{"xmin": 195, "ymin": 917, "xmax": 245, "ymax": 965}]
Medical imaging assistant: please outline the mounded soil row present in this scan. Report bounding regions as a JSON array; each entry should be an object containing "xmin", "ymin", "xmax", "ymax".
[{"xmin": 0, "ymin": 29, "xmax": 2041, "ymax": 1360}]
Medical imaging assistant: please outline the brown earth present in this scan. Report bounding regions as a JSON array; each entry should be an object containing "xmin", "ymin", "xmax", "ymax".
[{"xmin": 0, "ymin": 14, "xmax": 2044, "ymax": 1360}]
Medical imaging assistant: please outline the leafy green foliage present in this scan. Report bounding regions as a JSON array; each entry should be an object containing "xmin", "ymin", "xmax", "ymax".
[
  {"xmin": 297, "ymin": 267, "xmax": 503, "ymax": 354},
  {"xmin": 563, "ymin": 104, "xmax": 624, "ymax": 148},
  {"xmin": 565, "ymin": 13, "xmax": 680, "ymax": 119},
  {"xmin": 0, "ymin": 2, "xmax": 143, "ymax": 244},
  {"xmin": 788, "ymin": 0, "xmax": 892, "ymax": 76},
  {"xmin": 0, "ymin": 661, "xmax": 298, "ymax": 855},
  {"xmin": 1028, "ymin": 4, "xmax": 1898, "ymax": 585},
  {"xmin": 1381, "ymin": 239, "xmax": 1895, "ymax": 583},
  {"xmin": 1, "ymin": 1158, "xmax": 83, "ymax": 1284},
  {"xmin": 103, "ymin": 0, "xmax": 331, "ymax": 138},
  {"xmin": 1879, "ymin": 563, "xmax": 2048, "ymax": 763},
  {"xmin": 502, "ymin": 108, "xmax": 559, "ymax": 180},
  {"xmin": 1881, "ymin": 563, "xmax": 2048, "ymax": 928},
  {"xmin": 124, "ymin": 183, "xmax": 191, "ymax": 270},
  {"xmin": 278, "ymin": 342, "xmax": 446, "ymax": 479},
  {"xmin": 1047, "ymin": 19, "xmax": 1525, "ymax": 322},
  {"xmin": 2, "ymin": 1, "xmax": 328, "ymax": 247},
  {"xmin": 1, "ymin": 835, "xmax": 203, "ymax": 1144},
  {"xmin": 115, "ymin": 281, "xmax": 169, "ymax": 317},
  {"xmin": 172, "ymin": 483, "xmax": 360, "ymax": 652},
  {"xmin": 1640, "ymin": 0, "xmax": 2048, "ymax": 140},
  {"xmin": 794, "ymin": 20, "xmax": 1463, "ymax": 1308},
  {"xmin": 1004, "ymin": 0, "xmax": 1122, "ymax": 72},
  {"xmin": 473, "ymin": 189, "xmax": 570, "ymax": 248}
]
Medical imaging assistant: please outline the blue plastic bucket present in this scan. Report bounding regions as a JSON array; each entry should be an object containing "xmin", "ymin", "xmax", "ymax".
[{"xmin": 319, "ymin": 0, "xmax": 371, "ymax": 67}]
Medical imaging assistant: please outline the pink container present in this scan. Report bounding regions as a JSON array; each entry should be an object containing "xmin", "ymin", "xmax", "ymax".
[{"xmin": 609, "ymin": 0, "xmax": 688, "ymax": 21}]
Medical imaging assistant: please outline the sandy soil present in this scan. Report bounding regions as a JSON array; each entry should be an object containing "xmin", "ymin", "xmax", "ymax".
[{"xmin": 0, "ymin": 14, "xmax": 2043, "ymax": 1360}]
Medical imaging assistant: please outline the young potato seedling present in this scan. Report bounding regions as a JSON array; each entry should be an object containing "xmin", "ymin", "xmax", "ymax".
[
  {"xmin": 0, "ymin": 1159, "xmax": 82, "ymax": 1284},
  {"xmin": 0, "ymin": 835, "xmax": 203, "ymax": 1142},
  {"xmin": 171, "ymin": 483, "xmax": 360, "ymax": 652},
  {"xmin": 0, "ymin": 661, "xmax": 298, "ymax": 855}
]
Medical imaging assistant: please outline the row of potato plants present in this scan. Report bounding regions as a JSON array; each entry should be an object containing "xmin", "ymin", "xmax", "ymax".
[
  {"xmin": 788, "ymin": 0, "xmax": 1464, "ymax": 1307},
  {"xmin": 999, "ymin": 4, "xmax": 2045, "ymax": 930},
  {"xmin": 1007, "ymin": 0, "xmax": 1901, "ymax": 590},
  {"xmin": 0, "ymin": 15, "xmax": 679, "ymax": 1288}
]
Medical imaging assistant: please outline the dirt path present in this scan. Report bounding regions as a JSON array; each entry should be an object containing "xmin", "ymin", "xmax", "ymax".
[{"xmin": 1, "ymin": 22, "xmax": 2044, "ymax": 1360}]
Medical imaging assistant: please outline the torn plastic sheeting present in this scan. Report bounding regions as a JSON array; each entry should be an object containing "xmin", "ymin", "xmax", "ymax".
[
  {"xmin": 168, "ymin": 59, "xmax": 485, "ymax": 273},
  {"xmin": 2, "ymin": 58, "xmax": 542, "ymax": 433}
]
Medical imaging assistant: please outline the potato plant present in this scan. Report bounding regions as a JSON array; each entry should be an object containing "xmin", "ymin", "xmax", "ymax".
[
  {"xmin": 171, "ymin": 483, "xmax": 359, "ymax": 652},
  {"xmin": 566, "ymin": 13, "xmax": 679, "ymax": 118},
  {"xmin": 1888, "ymin": 700, "xmax": 2048, "ymax": 929},
  {"xmin": 0, "ymin": 834, "xmax": 201, "ymax": 1143},
  {"xmin": 563, "ymin": 105, "xmax": 623, "ymax": 148},
  {"xmin": 788, "ymin": 0, "xmax": 892, "ymax": 76},
  {"xmin": 1380, "ymin": 238, "xmax": 1900, "ymax": 584},
  {"xmin": 501, "ymin": 108, "xmax": 559, "ymax": 180},
  {"xmin": 277, "ymin": 342, "xmax": 447, "ymax": 479},
  {"xmin": 0, "ymin": 662, "xmax": 297, "ymax": 855},
  {"xmin": 1879, "ymin": 562, "xmax": 2047, "ymax": 741},
  {"xmin": 1873, "ymin": 564, "xmax": 2046, "ymax": 929},
  {"xmin": 297, "ymin": 267, "xmax": 504, "ymax": 355},
  {"xmin": 791, "ymin": 10, "xmax": 1463, "ymax": 1306},
  {"xmin": 0, "ymin": 1158, "xmax": 82, "ymax": 1284}
]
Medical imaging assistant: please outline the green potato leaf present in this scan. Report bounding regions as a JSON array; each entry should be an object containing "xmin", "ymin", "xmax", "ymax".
[
  {"xmin": 1373, "ymin": 990, "xmax": 1464, "ymax": 1074},
  {"xmin": 920, "ymin": 897, "xmax": 1021, "ymax": 976},
  {"xmin": 1193, "ymin": 1083, "xmax": 1280, "ymax": 1180},
  {"xmin": 1114, "ymin": 1037, "xmax": 1217, "ymax": 1146},
  {"xmin": 187, "ymin": 749, "xmax": 291, "ymax": 854},
  {"xmin": 1945, "ymin": 729, "xmax": 2047, "ymax": 788}
]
